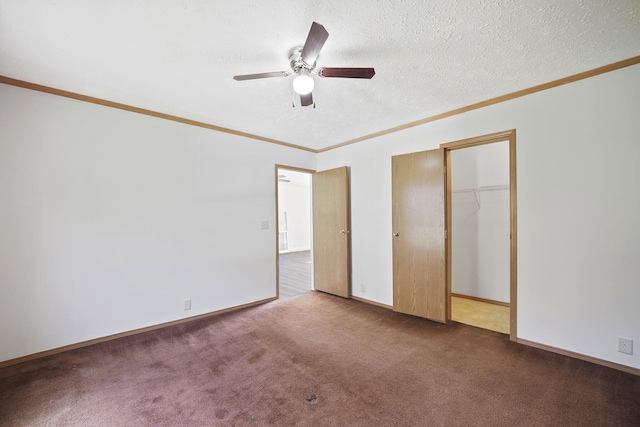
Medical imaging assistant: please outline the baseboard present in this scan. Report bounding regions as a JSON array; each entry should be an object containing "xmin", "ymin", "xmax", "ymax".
[
  {"xmin": 452, "ymin": 293, "xmax": 510, "ymax": 307},
  {"xmin": 350, "ymin": 295, "xmax": 393, "ymax": 310},
  {"xmin": 517, "ymin": 338, "xmax": 640, "ymax": 376},
  {"xmin": 0, "ymin": 297, "xmax": 277, "ymax": 369},
  {"xmin": 351, "ymin": 296, "xmax": 639, "ymax": 376},
  {"xmin": 7, "ymin": 297, "xmax": 636, "ymax": 377}
]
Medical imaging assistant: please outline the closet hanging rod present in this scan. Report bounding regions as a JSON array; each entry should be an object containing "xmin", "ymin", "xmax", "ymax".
[
  {"xmin": 479, "ymin": 185, "xmax": 510, "ymax": 192},
  {"xmin": 452, "ymin": 185, "xmax": 509, "ymax": 193}
]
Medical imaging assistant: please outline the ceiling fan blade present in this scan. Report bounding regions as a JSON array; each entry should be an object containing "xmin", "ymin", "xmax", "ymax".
[
  {"xmin": 317, "ymin": 67, "xmax": 375, "ymax": 79},
  {"xmin": 301, "ymin": 22, "xmax": 329, "ymax": 65},
  {"xmin": 300, "ymin": 92, "xmax": 314, "ymax": 107},
  {"xmin": 233, "ymin": 71, "xmax": 290, "ymax": 81}
]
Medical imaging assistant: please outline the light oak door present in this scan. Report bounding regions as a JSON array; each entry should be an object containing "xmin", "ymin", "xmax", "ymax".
[
  {"xmin": 312, "ymin": 166, "xmax": 350, "ymax": 298},
  {"xmin": 392, "ymin": 149, "xmax": 446, "ymax": 322}
]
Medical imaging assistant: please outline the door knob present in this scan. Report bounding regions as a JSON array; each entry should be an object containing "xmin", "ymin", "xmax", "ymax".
[
  {"xmin": 340, "ymin": 229, "xmax": 348, "ymax": 234},
  {"xmin": 393, "ymin": 232, "xmax": 399, "ymax": 237}
]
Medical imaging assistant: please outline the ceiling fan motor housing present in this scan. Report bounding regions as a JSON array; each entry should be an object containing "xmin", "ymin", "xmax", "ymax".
[{"xmin": 289, "ymin": 46, "xmax": 315, "ymax": 73}]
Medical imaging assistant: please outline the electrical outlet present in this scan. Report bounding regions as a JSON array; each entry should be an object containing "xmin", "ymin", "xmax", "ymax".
[
  {"xmin": 618, "ymin": 338, "xmax": 633, "ymax": 355},
  {"xmin": 360, "ymin": 284, "xmax": 366, "ymax": 293},
  {"xmin": 184, "ymin": 299, "xmax": 192, "ymax": 311}
]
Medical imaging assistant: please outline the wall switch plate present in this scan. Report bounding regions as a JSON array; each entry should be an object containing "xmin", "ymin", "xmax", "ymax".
[
  {"xmin": 261, "ymin": 220, "xmax": 269, "ymax": 230},
  {"xmin": 618, "ymin": 337, "xmax": 633, "ymax": 355},
  {"xmin": 184, "ymin": 299, "xmax": 192, "ymax": 311}
]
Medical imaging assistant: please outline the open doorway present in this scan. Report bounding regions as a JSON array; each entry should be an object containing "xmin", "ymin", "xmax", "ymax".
[
  {"xmin": 276, "ymin": 166, "xmax": 314, "ymax": 299},
  {"xmin": 443, "ymin": 130, "xmax": 517, "ymax": 340}
]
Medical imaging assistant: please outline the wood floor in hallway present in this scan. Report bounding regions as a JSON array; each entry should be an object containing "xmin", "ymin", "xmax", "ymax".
[{"xmin": 278, "ymin": 250, "xmax": 312, "ymax": 299}]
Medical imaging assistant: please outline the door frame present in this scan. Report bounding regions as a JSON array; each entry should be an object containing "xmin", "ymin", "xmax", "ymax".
[
  {"xmin": 275, "ymin": 165, "xmax": 315, "ymax": 299},
  {"xmin": 441, "ymin": 130, "xmax": 518, "ymax": 341}
]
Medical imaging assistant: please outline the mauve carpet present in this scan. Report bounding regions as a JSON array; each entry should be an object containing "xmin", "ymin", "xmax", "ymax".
[{"xmin": 1, "ymin": 292, "xmax": 639, "ymax": 426}]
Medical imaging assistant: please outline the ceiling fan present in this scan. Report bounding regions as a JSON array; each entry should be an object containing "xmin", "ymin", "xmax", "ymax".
[{"xmin": 233, "ymin": 22, "xmax": 375, "ymax": 107}]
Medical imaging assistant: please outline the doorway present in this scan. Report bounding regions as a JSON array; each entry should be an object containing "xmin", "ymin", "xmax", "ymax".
[
  {"xmin": 276, "ymin": 166, "xmax": 314, "ymax": 299},
  {"xmin": 443, "ymin": 130, "xmax": 517, "ymax": 340}
]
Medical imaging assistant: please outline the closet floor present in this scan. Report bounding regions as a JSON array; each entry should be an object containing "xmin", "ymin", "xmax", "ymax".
[{"xmin": 451, "ymin": 296, "xmax": 509, "ymax": 335}]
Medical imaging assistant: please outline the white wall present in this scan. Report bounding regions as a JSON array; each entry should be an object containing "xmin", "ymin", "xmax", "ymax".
[
  {"xmin": 451, "ymin": 143, "xmax": 510, "ymax": 302},
  {"xmin": 317, "ymin": 64, "xmax": 640, "ymax": 369},
  {"xmin": 3, "ymin": 65, "xmax": 639, "ymax": 371},
  {"xmin": 0, "ymin": 84, "xmax": 315, "ymax": 362},
  {"xmin": 450, "ymin": 147, "xmax": 478, "ymax": 300},
  {"xmin": 277, "ymin": 171, "xmax": 311, "ymax": 253}
]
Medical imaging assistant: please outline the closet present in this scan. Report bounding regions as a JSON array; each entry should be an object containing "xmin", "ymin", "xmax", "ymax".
[{"xmin": 391, "ymin": 130, "xmax": 517, "ymax": 339}]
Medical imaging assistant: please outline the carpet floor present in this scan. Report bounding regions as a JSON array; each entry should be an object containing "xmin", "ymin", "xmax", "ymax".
[{"xmin": 1, "ymin": 292, "xmax": 638, "ymax": 426}]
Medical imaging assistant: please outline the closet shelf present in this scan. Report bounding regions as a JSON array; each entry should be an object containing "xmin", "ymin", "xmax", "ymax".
[{"xmin": 452, "ymin": 185, "xmax": 509, "ymax": 209}]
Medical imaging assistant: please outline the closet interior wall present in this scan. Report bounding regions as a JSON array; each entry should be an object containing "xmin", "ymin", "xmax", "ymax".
[{"xmin": 451, "ymin": 141, "xmax": 510, "ymax": 303}]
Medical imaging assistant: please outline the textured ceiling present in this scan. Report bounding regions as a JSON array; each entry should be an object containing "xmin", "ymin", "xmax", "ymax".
[{"xmin": 1, "ymin": 0, "xmax": 639, "ymax": 151}]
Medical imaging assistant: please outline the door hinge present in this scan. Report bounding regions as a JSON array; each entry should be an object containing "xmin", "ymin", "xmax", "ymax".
[{"xmin": 445, "ymin": 229, "xmax": 448, "ymax": 239}]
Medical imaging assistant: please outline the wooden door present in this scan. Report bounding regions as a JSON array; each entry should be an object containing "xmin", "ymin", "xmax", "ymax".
[
  {"xmin": 312, "ymin": 166, "xmax": 350, "ymax": 298},
  {"xmin": 392, "ymin": 149, "xmax": 446, "ymax": 322}
]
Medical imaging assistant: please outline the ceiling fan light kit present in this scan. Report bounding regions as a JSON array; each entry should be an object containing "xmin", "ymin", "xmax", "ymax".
[
  {"xmin": 293, "ymin": 73, "xmax": 314, "ymax": 95},
  {"xmin": 233, "ymin": 22, "xmax": 375, "ymax": 107}
]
